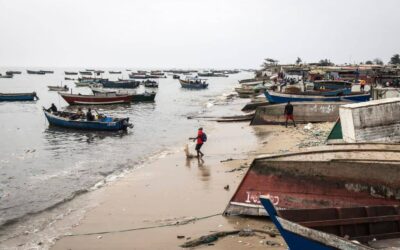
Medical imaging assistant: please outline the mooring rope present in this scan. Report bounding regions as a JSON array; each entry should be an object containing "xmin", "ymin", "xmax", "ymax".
[{"xmin": 65, "ymin": 212, "xmax": 222, "ymax": 237}]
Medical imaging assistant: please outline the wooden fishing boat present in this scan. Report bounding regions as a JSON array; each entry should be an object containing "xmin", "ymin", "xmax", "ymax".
[
  {"xmin": 261, "ymin": 197, "xmax": 400, "ymax": 250},
  {"xmin": 48, "ymin": 85, "xmax": 69, "ymax": 91},
  {"xmin": 108, "ymin": 71, "xmax": 122, "ymax": 74},
  {"xmin": 79, "ymin": 71, "xmax": 93, "ymax": 76},
  {"xmin": 41, "ymin": 70, "xmax": 54, "ymax": 74},
  {"xmin": 60, "ymin": 92, "xmax": 133, "ymax": 105},
  {"xmin": 132, "ymin": 92, "xmax": 156, "ymax": 102},
  {"xmin": 65, "ymin": 71, "xmax": 78, "ymax": 75},
  {"xmin": 313, "ymin": 80, "xmax": 352, "ymax": 90},
  {"xmin": 179, "ymin": 78, "xmax": 208, "ymax": 89},
  {"xmin": 142, "ymin": 80, "xmax": 158, "ymax": 88},
  {"xmin": 44, "ymin": 110, "xmax": 132, "ymax": 131},
  {"xmin": 101, "ymin": 80, "xmax": 140, "ymax": 89},
  {"xmin": 6, "ymin": 71, "xmax": 21, "ymax": 75},
  {"xmin": 0, "ymin": 74, "xmax": 13, "ymax": 78},
  {"xmin": 224, "ymin": 145, "xmax": 400, "ymax": 217},
  {"xmin": 128, "ymin": 73, "xmax": 146, "ymax": 79},
  {"xmin": 0, "ymin": 92, "xmax": 38, "ymax": 101},
  {"xmin": 26, "ymin": 70, "xmax": 45, "ymax": 75},
  {"xmin": 264, "ymin": 90, "xmax": 370, "ymax": 103},
  {"xmin": 251, "ymin": 102, "xmax": 347, "ymax": 125}
]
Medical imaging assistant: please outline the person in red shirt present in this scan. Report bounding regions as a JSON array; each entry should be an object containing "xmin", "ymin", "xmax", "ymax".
[{"xmin": 191, "ymin": 127, "xmax": 206, "ymax": 158}]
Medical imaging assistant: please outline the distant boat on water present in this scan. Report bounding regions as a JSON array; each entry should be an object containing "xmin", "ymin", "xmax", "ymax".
[
  {"xmin": 65, "ymin": 71, "xmax": 78, "ymax": 75},
  {"xmin": 0, "ymin": 74, "xmax": 13, "ymax": 79},
  {"xmin": 0, "ymin": 92, "xmax": 38, "ymax": 101},
  {"xmin": 43, "ymin": 110, "xmax": 132, "ymax": 131},
  {"xmin": 59, "ymin": 92, "xmax": 134, "ymax": 105},
  {"xmin": 6, "ymin": 71, "xmax": 21, "ymax": 75},
  {"xmin": 48, "ymin": 85, "xmax": 69, "ymax": 91},
  {"xmin": 109, "ymin": 71, "xmax": 122, "ymax": 74},
  {"xmin": 27, "ymin": 70, "xmax": 46, "ymax": 75},
  {"xmin": 79, "ymin": 71, "xmax": 93, "ymax": 76},
  {"xmin": 179, "ymin": 77, "xmax": 208, "ymax": 89},
  {"xmin": 101, "ymin": 80, "xmax": 140, "ymax": 89},
  {"xmin": 142, "ymin": 79, "xmax": 158, "ymax": 88}
]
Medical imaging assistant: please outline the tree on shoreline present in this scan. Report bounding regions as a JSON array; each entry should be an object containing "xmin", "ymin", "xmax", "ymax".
[
  {"xmin": 390, "ymin": 54, "xmax": 400, "ymax": 65},
  {"xmin": 318, "ymin": 59, "xmax": 334, "ymax": 66},
  {"xmin": 261, "ymin": 58, "xmax": 279, "ymax": 68},
  {"xmin": 296, "ymin": 57, "xmax": 302, "ymax": 65},
  {"xmin": 365, "ymin": 60, "xmax": 373, "ymax": 65},
  {"xmin": 373, "ymin": 58, "xmax": 384, "ymax": 65}
]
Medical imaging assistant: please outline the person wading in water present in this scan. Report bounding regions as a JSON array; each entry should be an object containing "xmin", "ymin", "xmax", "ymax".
[
  {"xmin": 284, "ymin": 101, "xmax": 296, "ymax": 128},
  {"xmin": 190, "ymin": 127, "xmax": 207, "ymax": 158}
]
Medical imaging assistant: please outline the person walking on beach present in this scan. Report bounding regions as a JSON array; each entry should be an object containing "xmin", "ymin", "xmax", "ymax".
[
  {"xmin": 284, "ymin": 101, "xmax": 296, "ymax": 128},
  {"xmin": 190, "ymin": 127, "xmax": 207, "ymax": 158}
]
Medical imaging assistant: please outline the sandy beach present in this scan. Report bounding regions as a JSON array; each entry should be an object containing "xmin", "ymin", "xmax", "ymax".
[{"xmin": 25, "ymin": 120, "xmax": 331, "ymax": 250}]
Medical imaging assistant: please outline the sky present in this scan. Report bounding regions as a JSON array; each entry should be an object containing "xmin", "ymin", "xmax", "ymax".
[{"xmin": 0, "ymin": 0, "xmax": 399, "ymax": 68}]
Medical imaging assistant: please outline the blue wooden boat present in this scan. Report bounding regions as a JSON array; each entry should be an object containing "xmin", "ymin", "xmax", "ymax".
[
  {"xmin": 264, "ymin": 91, "xmax": 370, "ymax": 103},
  {"xmin": 44, "ymin": 110, "xmax": 132, "ymax": 131},
  {"xmin": 0, "ymin": 92, "xmax": 38, "ymax": 101},
  {"xmin": 179, "ymin": 78, "xmax": 208, "ymax": 89},
  {"xmin": 260, "ymin": 196, "xmax": 400, "ymax": 250},
  {"xmin": 313, "ymin": 80, "xmax": 352, "ymax": 90}
]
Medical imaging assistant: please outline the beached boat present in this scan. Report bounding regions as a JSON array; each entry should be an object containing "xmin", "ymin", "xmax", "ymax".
[
  {"xmin": 48, "ymin": 85, "xmax": 69, "ymax": 91},
  {"xmin": 26, "ymin": 70, "xmax": 45, "ymax": 75},
  {"xmin": 224, "ymin": 145, "xmax": 400, "ymax": 217},
  {"xmin": 44, "ymin": 110, "xmax": 132, "ymax": 131},
  {"xmin": 264, "ymin": 90, "xmax": 370, "ymax": 103},
  {"xmin": 261, "ymin": 197, "xmax": 400, "ymax": 250},
  {"xmin": 179, "ymin": 78, "xmax": 208, "ymax": 89},
  {"xmin": 65, "ymin": 71, "xmax": 78, "ymax": 75},
  {"xmin": 59, "ymin": 93, "xmax": 133, "ymax": 105},
  {"xmin": 251, "ymin": 102, "xmax": 346, "ymax": 125},
  {"xmin": 0, "ymin": 92, "xmax": 38, "ymax": 101},
  {"xmin": 313, "ymin": 80, "xmax": 352, "ymax": 90},
  {"xmin": 101, "ymin": 80, "xmax": 140, "ymax": 89}
]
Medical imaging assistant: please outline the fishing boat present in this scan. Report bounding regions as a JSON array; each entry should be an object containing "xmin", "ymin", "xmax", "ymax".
[
  {"xmin": 108, "ymin": 71, "xmax": 122, "ymax": 74},
  {"xmin": 179, "ymin": 77, "xmax": 208, "ymax": 89},
  {"xmin": 172, "ymin": 74, "xmax": 180, "ymax": 79},
  {"xmin": 26, "ymin": 70, "xmax": 45, "ymax": 75},
  {"xmin": 129, "ymin": 74, "xmax": 147, "ymax": 79},
  {"xmin": 132, "ymin": 92, "xmax": 156, "ymax": 102},
  {"xmin": 313, "ymin": 80, "xmax": 352, "ymax": 90},
  {"xmin": 59, "ymin": 92, "xmax": 133, "ymax": 105},
  {"xmin": 251, "ymin": 102, "xmax": 346, "ymax": 125},
  {"xmin": 142, "ymin": 79, "xmax": 158, "ymax": 88},
  {"xmin": 79, "ymin": 71, "xmax": 93, "ymax": 76},
  {"xmin": 224, "ymin": 144, "xmax": 400, "ymax": 217},
  {"xmin": 41, "ymin": 70, "xmax": 54, "ymax": 74},
  {"xmin": 6, "ymin": 71, "xmax": 21, "ymax": 75},
  {"xmin": 101, "ymin": 80, "xmax": 140, "ymax": 89},
  {"xmin": 0, "ymin": 92, "xmax": 38, "ymax": 101},
  {"xmin": 48, "ymin": 85, "xmax": 69, "ymax": 91},
  {"xmin": 264, "ymin": 90, "xmax": 370, "ymax": 103},
  {"xmin": 44, "ymin": 110, "xmax": 132, "ymax": 131},
  {"xmin": 261, "ymin": 197, "xmax": 400, "ymax": 250},
  {"xmin": 0, "ymin": 74, "xmax": 13, "ymax": 79},
  {"xmin": 65, "ymin": 71, "xmax": 78, "ymax": 75}
]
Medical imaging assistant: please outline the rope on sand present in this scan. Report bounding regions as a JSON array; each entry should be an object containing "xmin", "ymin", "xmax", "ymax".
[{"xmin": 64, "ymin": 212, "xmax": 222, "ymax": 237}]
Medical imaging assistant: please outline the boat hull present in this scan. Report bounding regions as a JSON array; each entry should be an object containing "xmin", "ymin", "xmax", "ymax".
[
  {"xmin": 251, "ymin": 102, "xmax": 345, "ymax": 125},
  {"xmin": 264, "ymin": 91, "xmax": 370, "ymax": 103},
  {"xmin": 44, "ymin": 111, "xmax": 130, "ymax": 131},
  {"xmin": 224, "ymin": 146, "xmax": 400, "ymax": 217},
  {"xmin": 179, "ymin": 79, "xmax": 208, "ymax": 89},
  {"xmin": 0, "ymin": 92, "xmax": 38, "ymax": 101},
  {"xmin": 132, "ymin": 93, "xmax": 156, "ymax": 102},
  {"xmin": 60, "ymin": 93, "xmax": 133, "ymax": 105}
]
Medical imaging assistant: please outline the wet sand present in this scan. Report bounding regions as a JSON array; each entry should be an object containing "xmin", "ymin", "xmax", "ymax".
[{"xmin": 46, "ymin": 122, "xmax": 332, "ymax": 250}]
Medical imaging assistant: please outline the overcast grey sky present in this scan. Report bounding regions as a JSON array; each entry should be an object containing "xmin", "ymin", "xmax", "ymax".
[{"xmin": 0, "ymin": 0, "xmax": 399, "ymax": 68}]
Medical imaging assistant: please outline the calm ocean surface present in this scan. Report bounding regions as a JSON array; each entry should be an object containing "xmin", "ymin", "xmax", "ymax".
[{"xmin": 0, "ymin": 68, "xmax": 252, "ymax": 228}]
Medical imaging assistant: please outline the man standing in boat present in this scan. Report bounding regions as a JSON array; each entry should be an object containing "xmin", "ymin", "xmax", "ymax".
[
  {"xmin": 284, "ymin": 101, "xmax": 296, "ymax": 128},
  {"xmin": 190, "ymin": 127, "xmax": 207, "ymax": 158}
]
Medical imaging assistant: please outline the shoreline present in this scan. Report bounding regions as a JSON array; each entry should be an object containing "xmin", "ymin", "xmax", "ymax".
[{"xmin": 47, "ymin": 121, "xmax": 331, "ymax": 250}]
